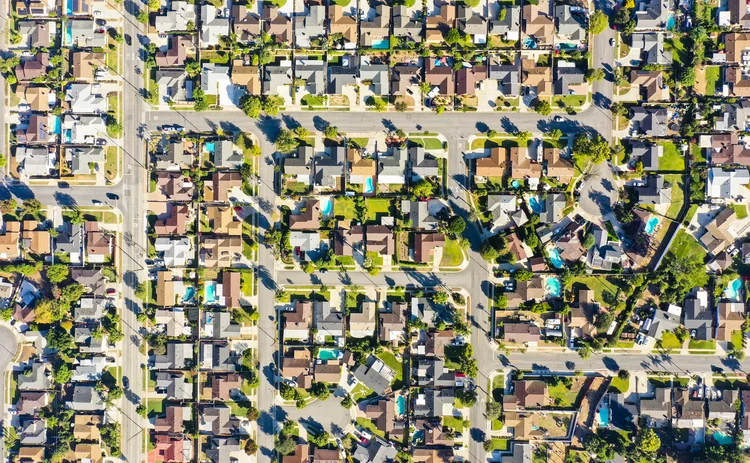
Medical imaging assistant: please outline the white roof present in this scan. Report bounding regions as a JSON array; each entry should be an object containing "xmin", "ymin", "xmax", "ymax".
[{"xmin": 707, "ymin": 167, "xmax": 750, "ymax": 199}]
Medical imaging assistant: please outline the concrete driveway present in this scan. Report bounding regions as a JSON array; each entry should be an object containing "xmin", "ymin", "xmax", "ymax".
[{"xmin": 578, "ymin": 161, "xmax": 618, "ymax": 219}]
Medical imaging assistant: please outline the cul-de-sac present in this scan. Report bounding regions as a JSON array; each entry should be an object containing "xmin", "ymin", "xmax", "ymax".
[{"xmin": 1, "ymin": 0, "xmax": 750, "ymax": 461}]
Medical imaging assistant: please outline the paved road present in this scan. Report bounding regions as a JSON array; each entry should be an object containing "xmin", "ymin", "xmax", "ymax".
[
  {"xmin": 278, "ymin": 396, "xmax": 353, "ymax": 436},
  {"xmin": 0, "ymin": 325, "xmax": 18, "ymax": 460},
  {"xmin": 579, "ymin": 161, "xmax": 618, "ymax": 218}
]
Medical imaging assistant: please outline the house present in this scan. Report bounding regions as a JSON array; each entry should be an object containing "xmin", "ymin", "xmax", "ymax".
[
  {"xmin": 377, "ymin": 147, "xmax": 407, "ymax": 185},
  {"xmin": 352, "ymin": 437, "xmax": 397, "ymax": 463},
  {"xmin": 631, "ymin": 32, "xmax": 672, "ymax": 65},
  {"xmin": 543, "ymin": 148, "xmax": 574, "ymax": 183},
  {"xmin": 353, "ymin": 355, "xmax": 395, "ymax": 395},
  {"xmin": 349, "ymin": 301, "xmax": 376, "ymax": 338},
  {"xmin": 154, "ymin": 171, "xmax": 195, "ymax": 201},
  {"xmin": 414, "ymin": 233, "xmax": 446, "ymax": 263},
  {"xmin": 199, "ymin": 235, "xmax": 242, "ymax": 267},
  {"xmin": 264, "ymin": 5, "xmax": 292, "ymax": 44},
  {"xmin": 290, "ymin": 232, "xmax": 322, "ymax": 259},
  {"xmin": 503, "ymin": 323, "xmax": 541, "ymax": 344},
  {"xmin": 523, "ymin": 2, "xmax": 554, "ymax": 45},
  {"xmin": 328, "ymin": 55, "xmax": 358, "ymax": 94},
  {"xmin": 73, "ymin": 414, "xmax": 101, "ymax": 440},
  {"xmin": 424, "ymin": 329, "xmax": 455, "ymax": 357},
  {"xmin": 504, "ymin": 380, "xmax": 549, "ymax": 410},
  {"xmin": 413, "ymin": 388, "xmax": 455, "ymax": 417},
  {"xmin": 16, "ymin": 391, "xmax": 48, "ymax": 415},
  {"xmin": 742, "ymin": 391, "xmax": 750, "ymax": 444},
  {"xmin": 205, "ymin": 171, "xmax": 242, "ymax": 202},
  {"xmin": 554, "ymin": 5, "xmax": 586, "ymax": 40},
  {"xmin": 415, "ymin": 358, "xmax": 455, "ymax": 387},
  {"xmin": 708, "ymin": 390, "xmax": 739, "ymax": 422},
  {"xmin": 65, "ymin": 82, "xmax": 107, "ymax": 113},
  {"xmin": 315, "ymin": 148, "xmax": 347, "ymax": 189},
  {"xmin": 724, "ymin": 32, "xmax": 750, "ymax": 63},
  {"xmin": 702, "ymin": 133, "xmax": 750, "ymax": 166},
  {"xmin": 66, "ymin": 384, "xmax": 105, "ymax": 411},
  {"xmin": 458, "ymin": 5, "xmax": 487, "ymax": 44},
  {"xmin": 20, "ymin": 221, "xmax": 49, "ymax": 256},
  {"xmin": 490, "ymin": 6, "xmax": 521, "ymax": 41},
  {"xmin": 281, "ymin": 350, "xmax": 312, "ymax": 385},
  {"xmin": 74, "ymin": 326, "xmax": 107, "ymax": 354},
  {"xmin": 295, "ymin": 58, "xmax": 326, "ymax": 96},
  {"xmin": 328, "ymin": 5, "xmax": 357, "ymax": 45},
  {"xmin": 212, "ymin": 140, "xmax": 242, "ymax": 169},
  {"xmin": 391, "ymin": 64, "xmax": 421, "ymax": 96},
  {"xmin": 314, "ymin": 361, "xmax": 343, "ymax": 383},
  {"xmin": 152, "ymin": 435, "xmax": 192, "ymax": 463},
  {"xmin": 426, "ymin": 4, "xmax": 455, "ymax": 44},
  {"xmin": 71, "ymin": 356, "xmax": 109, "ymax": 382},
  {"xmin": 313, "ymin": 449, "xmax": 341, "ymax": 463},
  {"xmin": 61, "ymin": 114, "xmax": 106, "ymax": 145},
  {"xmin": 568, "ymin": 289, "xmax": 599, "ymax": 339},
  {"xmin": 641, "ymin": 387, "xmax": 671, "ymax": 427},
  {"xmin": 379, "ymin": 302, "xmax": 407, "ymax": 345},
  {"xmin": 630, "ymin": 141, "xmax": 661, "ymax": 171},
  {"xmin": 0, "ymin": 222, "xmax": 21, "ymax": 260},
  {"xmin": 647, "ymin": 308, "xmax": 682, "ymax": 341},
  {"xmin": 488, "ymin": 56, "xmax": 520, "ymax": 96},
  {"xmin": 19, "ymin": 419, "xmax": 47, "ymax": 445},
  {"xmin": 360, "ymin": 58, "xmax": 389, "ymax": 95},
  {"xmin": 717, "ymin": 301, "xmax": 745, "ymax": 341},
  {"xmin": 425, "ymin": 59, "xmax": 455, "ymax": 96},
  {"xmin": 363, "ymin": 397, "xmax": 399, "ymax": 435},
  {"xmin": 85, "ymin": 222, "xmax": 111, "ymax": 263},
  {"xmin": 367, "ymin": 225, "xmax": 394, "ymax": 256},
  {"xmin": 409, "ymin": 146, "xmax": 440, "ymax": 181},
  {"xmin": 284, "ymin": 300, "xmax": 312, "ymax": 340},
  {"xmin": 200, "ymin": 405, "xmax": 240, "ymax": 435},
  {"xmin": 201, "ymin": 64, "xmax": 232, "ymax": 106},
  {"xmin": 199, "ymin": 4, "xmax": 229, "ymax": 46},
  {"xmin": 16, "ymin": 115, "xmax": 53, "ymax": 145},
  {"xmin": 729, "ymin": 0, "xmax": 750, "ymax": 27},
  {"xmin": 15, "ymin": 147, "xmax": 51, "ymax": 178},
  {"xmin": 700, "ymin": 207, "xmax": 738, "ymax": 255},
  {"xmin": 476, "ymin": 147, "xmax": 507, "ymax": 178},
  {"xmin": 413, "ymin": 449, "xmax": 454, "ymax": 463},
  {"xmin": 502, "ymin": 444, "xmax": 534, "ymax": 463},
  {"xmin": 155, "ymin": 372, "xmax": 194, "ymax": 400},
  {"xmin": 200, "ymin": 342, "xmax": 238, "ymax": 372},
  {"xmin": 15, "ymin": 85, "xmax": 50, "ymax": 112},
  {"xmin": 554, "ymin": 62, "xmax": 586, "ymax": 95},
  {"xmin": 157, "ymin": 70, "xmax": 191, "ymax": 104},
  {"xmin": 510, "ymin": 146, "xmax": 541, "ymax": 179},
  {"xmin": 636, "ymin": 174, "xmax": 671, "ymax": 205},
  {"xmin": 285, "ymin": 146, "xmax": 314, "ymax": 184},
  {"xmin": 714, "ymin": 100, "xmax": 750, "ymax": 131},
  {"xmin": 415, "ymin": 419, "xmax": 454, "ymax": 446},
  {"xmin": 154, "ymin": 406, "xmax": 188, "ymax": 434},
  {"xmin": 290, "ymin": 200, "xmax": 321, "ymax": 230},
  {"xmin": 283, "ymin": 445, "xmax": 311, "ymax": 463},
  {"xmin": 673, "ymin": 388, "xmax": 705, "ymax": 428},
  {"xmin": 631, "ymin": 70, "xmax": 670, "ymax": 102},
  {"xmin": 68, "ymin": 19, "xmax": 106, "ymax": 47},
  {"xmin": 233, "ymin": 4, "xmax": 262, "ymax": 42},
  {"xmin": 587, "ymin": 225, "xmax": 624, "ymax": 271},
  {"xmin": 683, "ymin": 289, "xmax": 712, "ymax": 340},
  {"xmin": 295, "ymin": 4, "xmax": 326, "ymax": 48},
  {"xmin": 706, "ymin": 167, "xmax": 750, "ymax": 201},
  {"xmin": 401, "ymin": 201, "xmax": 440, "ymax": 230},
  {"xmin": 154, "ymin": 237, "xmax": 193, "ymax": 267},
  {"xmin": 202, "ymin": 312, "xmax": 241, "ymax": 339},
  {"xmin": 71, "ymin": 268, "xmax": 105, "ymax": 295},
  {"xmin": 629, "ymin": 106, "xmax": 668, "ymax": 137},
  {"xmin": 348, "ymin": 149, "xmax": 377, "ymax": 186},
  {"xmin": 313, "ymin": 301, "xmax": 345, "ymax": 341},
  {"xmin": 16, "ymin": 53, "xmax": 48, "ymax": 81},
  {"xmin": 17, "ymin": 20, "xmax": 53, "ymax": 48},
  {"xmin": 485, "ymin": 194, "xmax": 517, "ymax": 231},
  {"xmin": 154, "ymin": 343, "xmax": 193, "ymax": 369},
  {"xmin": 360, "ymin": 4, "xmax": 391, "ymax": 47},
  {"xmin": 393, "ymin": 5, "xmax": 423, "ymax": 42},
  {"xmin": 155, "ymin": 139, "xmax": 194, "ymax": 171},
  {"xmin": 155, "ymin": 204, "xmax": 192, "ymax": 235},
  {"xmin": 205, "ymin": 205, "xmax": 242, "ymax": 236},
  {"xmin": 208, "ymin": 373, "xmax": 243, "ymax": 401},
  {"xmin": 634, "ymin": 0, "xmax": 670, "ymax": 28},
  {"xmin": 75, "ymin": 297, "xmax": 105, "ymax": 323},
  {"xmin": 156, "ymin": 35, "xmax": 194, "ymax": 67},
  {"xmin": 67, "ymin": 146, "xmax": 106, "ymax": 176},
  {"xmin": 155, "ymin": 0, "xmax": 196, "ymax": 32},
  {"xmin": 521, "ymin": 58, "xmax": 552, "ymax": 96},
  {"xmin": 263, "ymin": 61, "xmax": 293, "ymax": 95},
  {"xmin": 154, "ymin": 309, "xmax": 189, "ymax": 337},
  {"xmin": 231, "ymin": 60, "xmax": 261, "ymax": 95},
  {"xmin": 15, "ymin": 0, "xmax": 54, "ymax": 16},
  {"xmin": 456, "ymin": 65, "xmax": 487, "ymax": 96}
]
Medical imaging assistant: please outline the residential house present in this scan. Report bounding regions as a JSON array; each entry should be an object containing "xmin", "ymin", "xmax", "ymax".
[
  {"xmin": 154, "ymin": 406, "xmax": 188, "ymax": 434},
  {"xmin": 85, "ymin": 222, "xmax": 111, "ymax": 263},
  {"xmin": 16, "ymin": 53, "xmax": 48, "ymax": 81},
  {"xmin": 16, "ymin": 115, "xmax": 53, "ymax": 144},
  {"xmin": 73, "ymin": 414, "xmax": 101, "ymax": 440},
  {"xmin": 700, "ymin": 207, "xmax": 738, "ymax": 255},
  {"xmin": 200, "ymin": 405, "xmax": 240, "ymax": 435},
  {"xmin": 155, "ymin": 270, "xmax": 181, "ymax": 307},
  {"xmin": 295, "ymin": 3, "xmax": 326, "ymax": 48},
  {"xmin": 295, "ymin": 58, "xmax": 326, "ymax": 96},
  {"xmin": 154, "ymin": 237, "xmax": 193, "ymax": 267},
  {"xmin": 523, "ymin": 3, "xmax": 554, "ymax": 46},
  {"xmin": 208, "ymin": 373, "xmax": 243, "ymax": 401},
  {"xmin": 20, "ymin": 221, "xmax": 49, "ymax": 256},
  {"xmin": 201, "ymin": 64, "xmax": 232, "ymax": 106},
  {"xmin": 154, "ymin": 309, "xmax": 189, "ymax": 337},
  {"xmin": 66, "ymin": 384, "xmax": 105, "ymax": 411},
  {"xmin": 199, "ymin": 235, "xmax": 243, "ymax": 267},
  {"xmin": 521, "ymin": 58, "xmax": 552, "ymax": 96},
  {"xmin": 456, "ymin": 65, "xmax": 488, "ymax": 96},
  {"xmin": 231, "ymin": 60, "xmax": 262, "ymax": 95},
  {"xmin": 413, "ymin": 388, "xmax": 455, "ymax": 417},
  {"xmin": 233, "ymin": 4, "xmax": 262, "ymax": 42},
  {"xmin": 426, "ymin": 4, "xmax": 455, "ymax": 43},
  {"xmin": 67, "ymin": 147, "xmax": 106, "ymax": 176},
  {"xmin": 724, "ymin": 32, "xmax": 750, "ymax": 63},
  {"xmin": 367, "ymin": 225, "xmax": 394, "ymax": 256},
  {"xmin": 156, "ymin": 70, "xmax": 191, "ymax": 104},
  {"xmin": 155, "ymin": 204, "xmax": 192, "ymax": 235},
  {"xmin": 264, "ymin": 5, "xmax": 292, "ymax": 44},
  {"xmin": 155, "ymin": 1, "xmax": 196, "ymax": 32},
  {"xmin": 554, "ymin": 5, "xmax": 586, "ymax": 40},
  {"xmin": 152, "ymin": 435, "xmax": 192, "ymax": 463},
  {"xmin": 353, "ymin": 355, "xmax": 395, "ymax": 395},
  {"xmin": 379, "ymin": 302, "xmax": 407, "ymax": 345},
  {"xmin": 349, "ymin": 301, "xmax": 376, "ymax": 338},
  {"xmin": 631, "ymin": 33, "xmax": 673, "ymax": 65},
  {"xmin": 568, "ymin": 289, "xmax": 599, "ymax": 339},
  {"xmin": 16, "ymin": 392, "xmax": 48, "ymax": 415},
  {"xmin": 630, "ymin": 106, "xmax": 668, "ymax": 137},
  {"xmin": 360, "ymin": 58, "xmax": 389, "ymax": 95},
  {"xmin": 212, "ymin": 140, "xmax": 242, "ymax": 169},
  {"xmin": 414, "ymin": 232, "xmax": 446, "ymax": 263},
  {"xmin": 729, "ymin": 0, "xmax": 750, "ymax": 28},
  {"xmin": 415, "ymin": 419, "xmax": 454, "ymax": 446},
  {"xmin": 327, "ymin": 55, "xmax": 358, "ymax": 94},
  {"xmin": 17, "ymin": 20, "xmax": 53, "ymax": 48},
  {"xmin": 68, "ymin": 19, "xmax": 106, "ymax": 47},
  {"xmin": 401, "ymin": 200, "xmax": 441, "ymax": 230},
  {"xmin": 504, "ymin": 380, "xmax": 549, "ymax": 410},
  {"xmin": 155, "ymin": 139, "xmax": 195, "ymax": 171},
  {"xmin": 683, "ymin": 289, "xmax": 712, "ymax": 341},
  {"xmin": 424, "ymin": 59, "xmax": 455, "ymax": 96},
  {"xmin": 503, "ymin": 323, "xmax": 542, "ymax": 344},
  {"xmin": 328, "ymin": 4, "xmax": 357, "ymax": 45},
  {"xmin": 19, "ymin": 419, "xmax": 47, "ymax": 445},
  {"xmin": 289, "ymin": 199, "xmax": 321, "ymax": 230},
  {"xmin": 543, "ymin": 147, "xmax": 574, "ymax": 183},
  {"xmin": 363, "ymin": 397, "xmax": 400, "ymax": 436},
  {"xmin": 263, "ymin": 61, "xmax": 293, "ymax": 95},
  {"xmin": 290, "ymin": 232, "xmax": 322, "ymax": 259},
  {"xmin": 314, "ymin": 361, "xmax": 343, "ymax": 383},
  {"xmin": 706, "ymin": 167, "xmax": 750, "ymax": 201},
  {"xmin": 200, "ymin": 342, "xmax": 238, "ymax": 372},
  {"xmin": 641, "ymin": 387, "xmax": 671, "ymax": 427},
  {"xmin": 393, "ymin": 5, "xmax": 423, "ymax": 42},
  {"xmin": 154, "ymin": 343, "xmax": 193, "ymax": 369},
  {"xmin": 630, "ymin": 141, "xmax": 661, "ymax": 171},
  {"xmin": 153, "ymin": 171, "xmax": 195, "ymax": 201},
  {"xmin": 414, "ymin": 358, "xmax": 455, "ymax": 387},
  {"xmin": 333, "ymin": 222, "xmax": 363, "ymax": 257},
  {"xmin": 488, "ymin": 55, "xmax": 520, "ymax": 96},
  {"xmin": 314, "ymin": 148, "xmax": 346, "ymax": 189},
  {"xmin": 554, "ymin": 62, "xmax": 586, "ymax": 95},
  {"xmin": 15, "ymin": 85, "xmax": 51, "ymax": 112},
  {"xmin": 205, "ymin": 205, "xmax": 242, "ymax": 236},
  {"xmin": 0, "ymin": 222, "xmax": 21, "ymax": 260},
  {"xmin": 476, "ymin": 147, "xmax": 507, "ymax": 178},
  {"xmin": 391, "ymin": 64, "xmax": 421, "ymax": 96},
  {"xmin": 156, "ymin": 35, "xmax": 195, "ymax": 67},
  {"xmin": 283, "ymin": 445, "xmax": 311, "ymax": 463},
  {"xmin": 510, "ymin": 146, "xmax": 541, "ymax": 179},
  {"xmin": 457, "ymin": 5, "xmax": 487, "ymax": 44},
  {"xmin": 202, "ymin": 311, "xmax": 241, "ymax": 339},
  {"xmin": 155, "ymin": 372, "xmax": 194, "ymax": 400},
  {"xmin": 352, "ymin": 437, "xmax": 397, "ymax": 463},
  {"xmin": 15, "ymin": 147, "xmax": 52, "ymax": 178},
  {"xmin": 348, "ymin": 149, "xmax": 377, "ymax": 187},
  {"xmin": 504, "ymin": 277, "xmax": 545, "ymax": 307},
  {"xmin": 717, "ymin": 301, "xmax": 745, "ymax": 341},
  {"xmin": 673, "ymin": 388, "xmax": 705, "ymax": 428},
  {"xmin": 360, "ymin": 5, "xmax": 391, "ymax": 47},
  {"xmin": 204, "ymin": 171, "xmax": 242, "ymax": 202},
  {"xmin": 313, "ymin": 301, "xmax": 345, "ymax": 341},
  {"xmin": 409, "ymin": 146, "xmax": 440, "ymax": 181},
  {"xmin": 634, "ymin": 0, "xmax": 670, "ymax": 28},
  {"xmin": 284, "ymin": 300, "xmax": 313, "ymax": 340},
  {"xmin": 490, "ymin": 6, "xmax": 521, "ymax": 42},
  {"xmin": 631, "ymin": 70, "xmax": 670, "ymax": 102},
  {"xmin": 377, "ymin": 146, "xmax": 407, "ymax": 185},
  {"xmin": 55, "ymin": 223, "xmax": 83, "ymax": 264},
  {"xmin": 74, "ymin": 297, "xmax": 105, "ymax": 323},
  {"xmin": 636, "ymin": 174, "xmax": 671, "ymax": 205},
  {"xmin": 71, "ymin": 268, "xmax": 105, "ymax": 295},
  {"xmin": 313, "ymin": 449, "xmax": 341, "ymax": 463},
  {"xmin": 708, "ymin": 390, "xmax": 739, "ymax": 422},
  {"xmin": 200, "ymin": 4, "xmax": 230, "ymax": 46}
]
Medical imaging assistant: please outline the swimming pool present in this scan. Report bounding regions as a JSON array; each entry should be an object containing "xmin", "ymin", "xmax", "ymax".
[
  {"xmin": 666, "ymin": 14, "xmax": 676, "ymax": 31},
  {"xmin": 320, "ymin": 197, "xmax": 333, "ymax": 218},
  {"xmin": 523, "ymin": 37, "xmax": 538, "ymax": 49},
  {"xmin": 318, "ymin": 348, "xmax": 341, "ymax": 360},
  {"xmin": 724, "ymin": 278, "xmax": 743, "ymax": 301},
  {"xmin": 528, "ymin": 196, "xmax": 544, "ymax": 214},
  {"xmin": 64, "ymin": 24, "xmax": 73, "ymax": 46},
  {"xmin": 411, "ymin": 430, "xmax": 424, "ymax": 444},
  {"xmin": 645, "ymin": 216, "xmax": 659, "ymax": 235},
  {"xmin": 64, "ymin": 130, "xmax": 72, "ymax": 144},
  {"xmin": 559, "ymin": 42, "xmax": 578, "ymax": 50},
  {"xmin": 205, "ymin": 142, "xmax": 216, "ymax": 153},
  {"xmin": 371, "ymin": 38, "xmax": 389, "ymax": 49},
  {"xmin": 511, "ymin": 180, "xmax": 521, "ymax": 189},
  {"xmin": 205, "ymin": 281, "xmax": 217, "ymax": 304},
  {"xmin": 545, "ymin": 277, "xmax": 562, "ymax": 298},
  {"xmin": 52, "ymin": 116, "xmax": 61, "ymax": 134},
  {"xmin": 599, "ymin": 406, "xmax": 610, "ymax": 427},
  {"xmin": 66, "ymin": 0, "xmax": 73, "ymax": 14},
  {"xmin": 713, "ymin": 431, "xmax": 733, "ymax": 445},
  {"xmin": 396, "ymin": 395, "xmax": 405, "ymax": 415},
  {"xmin": 182, "ymin": 286, "xmax": 195, "ymax": 303},
  {"xmin": 364, "ymin": 177, "xmax": 375, "ymax": 194},
  {"xmin": 546, "ymin": 246, "xmax": 565, "ymax": 269}
]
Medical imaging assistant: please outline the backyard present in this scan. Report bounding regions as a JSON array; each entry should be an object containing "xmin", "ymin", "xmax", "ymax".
[
  {"xmin": 704, "ymin": 66, "xmax": 720, "ymax": 96},
  {"xmin": 656, "ymin": 142, "xmax": 685, "ymax": 171},
  {"xmin": 668, "ymin": 230, "xmax": 707, "ymax": 262}
]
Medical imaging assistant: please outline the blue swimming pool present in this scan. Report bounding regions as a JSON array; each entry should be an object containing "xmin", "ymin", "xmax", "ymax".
[
  {"xmin": 371, "ymin": 38, "xmax": 389, "ymax": 49},
  {"xmin": 364, "ymin": 177, "xmax": 375, "ymax": 194},
  {"xmin": 411, "ymin": 430, "xmax": 424, "ymax": 444},
  {"xmin": 52, "ymin": 116, "xmax": 61, "ymax": 134},
  {"xmin": 511, "ymin": 180, "xmax": 521, "ymax": 189},
  {"xmin": 64, "ymin": 24, "xmax": 73, "ymax": 46},
  {"xmin": 524, "ymin": 37, "xmax": 538, "ymax": 49},
  {"xmin": 559, "ymin": 42, "xmax": 578, "ymax": 50},
  {"xmin": 546, "ymin": 246, "xmax": 564, "ymax": 269},
  {"xmin": 318, "ymin": 348, "xmax": 341, "ymax": 360},
  {"xmin": 724, "ymin": 278, "xmax": 743, "ymax": 302},
  {"xmin": 599, "ymin": 406, "xmax": 610, "ymax": 426},
  {"xmin": 666, "ymin": 14, "xmax": 676, "ymax": 31},
  {"xmin": 528, "ymin": 196, "xmax": 544, "ymax": 213},
  {"xmin": 182, "ymin": 287, "xmax": 195, "ymax": 303},
  {"xmin": 66, "ymin": 0, "xmax": 73, "ymax": 15},
  {"xmin": 645, "ymin": 216, "xmax": 659, "ymax": 235},
  {"xmin": 205, "ymin": 142, "xmax": 216, "ymax": 153},
  {"xmin": 713, "ymin": 431, "xmax": 733, "ymax": 445},
  {"xmin": 64, "ymin": 130, "xmax": 72, "ymax": 144},
  {"xmin": 396, "ymin": 395, "xmax": 405, "ymax": 415},
  {"xmin": 320, "ymin": 197, "xmax": 333, "ymax": 217},
  {"xmin": 545, "ymin": 277, "xmax": 562, "ymax": 298},
  {"xmin": 205, "ymin": 281, "xmax": 217, "ymax": 304}
]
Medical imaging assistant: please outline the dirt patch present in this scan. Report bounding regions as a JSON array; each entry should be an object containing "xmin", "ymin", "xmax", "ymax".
[
  {"xmin": 693, "ymin": 66, "xmax": 707, "ymax": 95},
  {"xmin": 329, "ymin": 94, "xmax": 350, "ymax": 106}
]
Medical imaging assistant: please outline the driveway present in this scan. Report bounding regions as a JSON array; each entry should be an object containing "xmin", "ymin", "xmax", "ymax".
[
  {"xmin": 0, "ymin": 324, "xmax": 19, "ymax": 458},
  {"xmin": 579, "ymin": 161, "xmax": 618, "ymax": 219},
  {"xmin": 280, "ymin": 396, "xmax": 353, "ymax": 437}
]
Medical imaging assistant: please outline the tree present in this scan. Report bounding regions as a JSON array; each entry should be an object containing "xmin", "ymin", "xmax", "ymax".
[
  {"xmin": 22, "ymin": 198, "xmax": 42, "ymax": 217},
  {"xmin": 515, "ymin": 269, "xmax": 533, "ymax": 281},
  {"xmin": 573, "ymin": 134, "xmax": 611, "ymax": 164},
  {"xmin": 635, "ymin": 428, "xmax": 661, "ymax": 457},
  {"xmin": 275, "ymin": 129, "xmax": 299, "ymax": 154},
  {"xmin": 516, "ymin": 131, "xmax": 532, "ymax": 145},
  {"xmin": 589, "ymin": 10, "xmax": 608, "ymax": 34},
  {"xmin": 483, "ymin": 440, "xmax": 493, "ymax": 452},
  {"xmin": 618, "ymin": 370, "xmax": 630, "ymax": 380},
  {"xmin": 136, "ymin": 9, "xmax": 149, "ymax": 24},
  {"xmin": 246, "ymin": 406, "xmax": 260, "ymax": 421},
  {"xmin": 136, "ymin": 404, "xmax": 147, "ymax": 417},
  {"xmin": 578, "ymin": 344, "xmax": 593, "ymax": 359},
  {"xmin": 445, "ymin": 216, "xmax": 466, "ymax": 236},
  {"xmin": 308, "ymin": 431, "xmax": 330, "ymax": 447},
  {"xmin": 275, "ymin": 438, "xmax": 296, "ymax": 456},
  {"xmin": 294, "ymin": 126, "xmax": 310, "ymax": 138},
  {"xmin": 582, "ymin": 233, "xmax": 595, "ymax": 249},
  {"xmin": 445, "ymin": 28, "xmax": 461, "ymax": 45},
  {"xmin": 585, "ymin": 68, "xmax": 605, "ymax": 83},
  {"xmin": 263, "ymin": 96, "xmax": 283, "ymax": 116},
  {"xmin": 68, "ymin": 208, "xmax": 85, "ymax": 224},
  {"xmin": 324, "ymin": 125, "xmax": 339, "ymax": 139},
  {"xmin": 341, "ymin": 394, "xmax": 353, "ymax": 408},
  {"xmin": 549, "ymin": 129, "xmax": 563, "ymax": 141},
  {"xmin": 240, "ymin": 95, "xmax": 263, "ymax": 118},
  {"xmin": 480, "ymin": 241, "xmax": 500, "ymax": 262},
  {"xmin": 681, "ymin": 67, "xmax": 697, "ymax": 86},
  {"xmin": 583, "ymin": 433, "xmax": 615, "ymax": 460},
  {"xmin": 456, "ymin": 387, "xmax": 478, "ymax": 406},
  {"xmin": 185, "ymin": 60, "xmax": 201, "ymax": 77},
  {"xmin": 53, "ymin": 363, "xmax": 72, "ymax": 384},
  {"xmin": 610, "ymin": 102, "xmax": 627, "ymax": 116},
  {"xmin": 432, "ymin": 291, "xmax": 449, "ymax": 304},
  {"xmin": 0, "ymin": 199, "xmax": 16, "ymax": 215},
  {"xmin": 311, "ymin": 382, "xmax": 330, "ymax": 400},
  {"xmin": 395, "ymin": 101, "xmax": 407, "ymax": 112},
  {"xmin": 534, "ymin": 99, "xmax": 552, "ymax": 116},
  {"xmin": 47, "ymin": 264, "xmax": 69, "ymax": 284},
  {"xmin": 244, "ymin": 439, "xmax": 258, "ymax": 455},
  {"xmin": 193, "ymin": 88, "xmax": 208, "ymax": 111},
  {"xmin": 412, "ymin": 179, "xmax": 437, "ymax": 198},
  {"xmin": 486, "ymin": 401, "xmax": 502, "ymax": 420},
  {"xmin": 281, "ymin": 420, "xmax": 298, "ymax": 437}
]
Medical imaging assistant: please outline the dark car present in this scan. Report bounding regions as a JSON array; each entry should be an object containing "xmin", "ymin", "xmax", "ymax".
[
  {"xmin": 122, "ymin": 376, "xmax": 129, "ymax": 389},
  {"xmin": 58, "ymin": 181, "xmax": 70, "ymax": 188},
  {"xmin": 106, "ymin": 193, "xmax": 119, "ymax": 200},
  {"xmin": 124, "ymin": 34, "xmax": 131, "ymax": 45}
]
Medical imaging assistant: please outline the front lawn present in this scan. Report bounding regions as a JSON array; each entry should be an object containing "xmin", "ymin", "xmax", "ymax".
[
  {"xmin": 658, "ymin": 332, "xmax": 683, "ymax": 349},
  {"xmin": 409, "ymin": 137, "xmax": 445, "ymax": 150},
  {"xmin": 663, "ymin": 174, "xmax": 685, "ymax": 220},
  {"xmin": 301, "ymin": 94, "xmax": 327, "ymax": 107},
  {"xmin": 442, "ymin": 416, "xmax": 465, "ymax": 432},
  {"xmin": 688, "ymin": 339, "xmax": 716, "ymax": 350},
  {"xmin": 440, "ymin": 238, "xmax": 464, "ymax": 267},
  {"xmin": 444, "ymin": 345, "xmax": 467, "ymax": 370},
  {"xmin": 730, "ymin": 330, "xmax": 745, "ymax": 352},
  {"xmin": 356, "ymin": 417, "xmax": 385, "ymax": 438},
  {"xmin": 656, "ymin": 142, "xmax": 685, "ymax": 171},
  {"xmin": 489, "ymin": 438, "xmax": 508, "ymax": 451},
  {"xmin": 609, "ymin": 376, "xmax": 629, "ymax": 393},
  {"xmin": 552, "ymin": 94, "xmax": 586, "ymax": 108},
  {"xmin": 733, "ymin": 204, "xmax": 749, "ymax": 219}
]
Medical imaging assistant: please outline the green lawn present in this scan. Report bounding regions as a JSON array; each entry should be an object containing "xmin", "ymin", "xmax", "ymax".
[
  {"xmin": 668, "ymin": 230, "xmax": 707, "ymax": 262},
  {"xmin": 734, "ymin": 204, "xmax": 749, "ymax": 219},
  {"xmin": 301, "ymin": 94, "xmax": 327, "ymax": 107},
  {"xmin": 704, "ymin": 66, "xmax": 721, "ymax": 96},
  {"xmin": 489, "ymin": 438, "xmax": 508, "ymax": 451},
  {"xmin": 688, "ymin": 339, "xmax": 716, "ymax": 351},
  {"xmin": 409, "ymin": 137, "xmax": 445, "ymax": 150},
  {"xmin": 228, "ymin": 400, "xmax": 251, "ymax": 417},
  {"xmin": 470, "ymin": 136, "xmax": 513, "ymax": 150},
  {"xmin": 444, "ymin": 345, "xmax": 467, "ymax": 370},
  {"xmin": 658, "ymin": 332, "xmax": 683, "ymax": 349},
  {"xmin": 609, "ymin": 376, "xmax": 629, "ymax": 393},
  {"xmin": 730, "ymin": 330, "xmax": 745, "ymax": 352},
  {"xmin": 663, "ymin": 174, "xmax": 685, "ymax": 220},
  {"xmin": 665, "ymin": 36, "xmax": 690, "ymax": 65},
  {"xmin": 377, "ymin": 351, "xmax": 403, "ymax": 385},
  {"xmin": 656, "ymin": 142, "xmax": 685, "ymax": 171},
  {"xmin": 552, "ymin": 94, "xmax": 587, "ymax": 108},
  {"xmin": 442, "ymin": 416, "xmax": 465, "ymax": 432},
  {"xmin": 440, "ymin": 238, "xmax": 464, "ymax": 267},
  {"xmin": 492, "ymin": 374, "xmax": 505, "ymax": 402},
  {"xmin": 351, "ymin": 383, "xmax": 376, "ymax": 402},
  {"xmin": 356, "ymin": 417, "xmax": 385, "ymax": 438},
  {"xmin": 547, "ymin": 382, "xmax": 580, "ymax": 408},
  {"xmin": 147, "ymin": 398, "xmax": 164, "ymax": 418},
  {"xmin": 566, "ymin": 276, "xmax": 620, "ymax": 306},
  {"xmin": 366, "ymin": 198, "xmax": 395, "ymax": 223},
  {"xmin": 691, "ymin": 144, "xmax": 706, "ymax": 163},
  {"xmin": 334, "ymin": 197, "xmax": 357, "ymax": 220},
  {"xmin": 349, "ymin": 138, "xmax": 369, "ymax": 148}
]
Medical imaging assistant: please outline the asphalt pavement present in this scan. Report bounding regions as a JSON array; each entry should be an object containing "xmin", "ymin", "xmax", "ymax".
[{"xmin": 0, "ymin": 325, "xmax": 18, "ymax": 460}]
